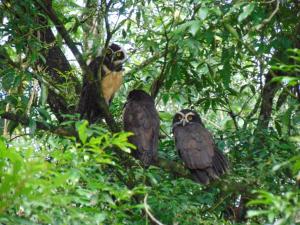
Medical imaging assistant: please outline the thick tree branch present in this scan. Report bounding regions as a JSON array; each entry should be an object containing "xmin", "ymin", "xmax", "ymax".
[
  {"xmin": 256, "ymin": 72, "xmax": 280, "ymax": 130},
  {"xmin": 36, "ymin": 1, "xmax": 92, "ymax": 81}
]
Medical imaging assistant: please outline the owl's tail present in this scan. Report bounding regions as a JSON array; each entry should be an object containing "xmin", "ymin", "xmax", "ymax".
[
  {"xmin": 191, "ymin": 149, "xmax": 228, "ymax": 185},
  {"xmin": 212, "ymin": 148, "xmax": 229, "ymax": 176}
]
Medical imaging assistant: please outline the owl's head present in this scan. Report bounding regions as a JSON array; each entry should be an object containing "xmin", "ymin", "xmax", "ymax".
[
  {"xmin": 127, "ymin": 89, "xmax": 154, "ymax": 102},
  {"xmin": 103, "ymin": 43, "xmax": 127, "ymax": 71},
  {"xmin": 172, "ymin": 109, "xmax": 202, "ymax": 128}
]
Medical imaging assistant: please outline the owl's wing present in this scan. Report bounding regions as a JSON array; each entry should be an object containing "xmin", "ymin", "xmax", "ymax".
[
  {"xmin": 174, "ymin": 123, "xmax": 228, "ymax": 184},
  {"xmin": 123, "ymin": 100, "xmax": 159, "ymax": 166},
  {"xmin": 77, "ymin": 57, "xmax": 104, "ymax": 123},
  {"xmin": 174, "ymin": 123, "xmax": 216, "ymax": 170}
]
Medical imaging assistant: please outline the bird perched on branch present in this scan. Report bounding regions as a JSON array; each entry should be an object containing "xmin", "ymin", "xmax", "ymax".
[
  {"xmin": 123, "ymin": 90, "xmax": 160, "ymax": 167},
  {"xmin": 172, "ymin": 109, "xmax": 228, "ymax": 185},
  {"xmin": 78, "ymin": 43, "xmax": 126, "ymax": 122}
]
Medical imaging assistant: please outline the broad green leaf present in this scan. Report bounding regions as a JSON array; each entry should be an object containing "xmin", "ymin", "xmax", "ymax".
[
  {"xmin": 189, "ymin": 20, "xmax": 201, "ymax": 36},
  {"xmin": 238, "ymin": 3, "xmax": 255, "ymax": 22},
  {"xmin": 76, "ymin": 120, "xmax": 89, "ymax": 144},
  {"xmin": 198, "ymin": 8, "xmax": 208, "ymax": 20}
]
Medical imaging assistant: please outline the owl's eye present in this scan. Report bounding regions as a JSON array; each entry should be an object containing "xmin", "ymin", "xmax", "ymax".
[
  {"xmin": 177, "ymin": 115, "xmax": 183, "ymax": 120},
  {"xmin": 106, "ymin": 49, "xmax": 112, "ymax": 55},
  {"xmin": 187, "ymin": 115, "xmax": 193, "ymax": 121},
  {"xmin": 116, "ymin": 52, "xmax": 122, "ymax": 57}
]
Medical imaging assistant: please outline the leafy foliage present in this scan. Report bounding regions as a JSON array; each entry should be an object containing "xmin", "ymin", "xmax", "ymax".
[{"xmin": 0, "ymin": 0, "xmax": 299, "ymax": 224}]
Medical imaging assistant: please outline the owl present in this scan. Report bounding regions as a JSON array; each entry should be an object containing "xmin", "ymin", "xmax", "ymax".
[
  {"xmin": 78, "ymin": 43, "xmax": 126, "ymax": 122},
  {"xmin": 172, "ymin": 109, "xmax": 228, "ymax": 185},
  {"xmin": 123, "ymin": 90, "xmax": 160, "ymax": 167}
]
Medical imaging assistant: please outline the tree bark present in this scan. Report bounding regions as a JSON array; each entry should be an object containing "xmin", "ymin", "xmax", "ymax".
[
  {"xmin": 256, "ymin": 72, "xmax": 280, "ymax": 130},
  {"xmin": 35, "ymin": 14, "xmax": 78, "ymax": 120}
]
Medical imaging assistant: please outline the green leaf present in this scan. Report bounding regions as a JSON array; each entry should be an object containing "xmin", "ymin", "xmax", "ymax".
[
  {"xmin": 39, "ymin": 83, "xmax": 48, "ymax": 106},
  {"xmin": 29, "ymin": 118, "xmax": 37, "ymax": 134},
  {"xmin": 122, "ymin": 29, "xmax": 127, "ymax": 38},
  {"xmin": 159, "ymin": 112, "xmax": 173, "ymax": 121},
  {"xmin": 271, "ymin": 76, "xmax": 300, "ymax": 86},
  {"xmin": 247, "ymin": 209, "xmax": 269, "ymax": 217},
  {"xmin": 37, "ymin": 107, "xmax": 51, "ymax": 121},
  {"xmin": 76, "ymin": 120, "xmax": 89, "ymax": 144},
  {"xmin": 238, "ymin": 3, "xmax": 255, "ymax": 22},
  {"xmin": 0, "ymin": 136, "xmax": 6, "ymax": 150},
  {"xmin": 198, "ymin": 8, "xmax": 208, "ymax": 20},
  {"xmin": 224, "ymin": 23, "xmax": 240, "ymax": 39},
  {"xmin": 275, "ymin": 120, "xmax": 282, "ymax": 136},
  {"xmin": 189, "ymin": 20, "xmax": 201, "ymax": 36}
]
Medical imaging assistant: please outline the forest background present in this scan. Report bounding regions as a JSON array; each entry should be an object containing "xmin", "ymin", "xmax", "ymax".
[{"xmin": 0, "ymin": 0, "xmax": 299, "ymax": 224}]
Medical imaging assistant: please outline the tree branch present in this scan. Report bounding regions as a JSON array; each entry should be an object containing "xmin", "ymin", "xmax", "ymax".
[
  {"xmin": 242, "ymin": 97, "xmax": 261, "ymax": 130},
  {"xmin": 144, "ymin": 194, "xmax": 165, "ymax": 225},
  {"xmin": 150, "ymin": 4, "xmax": 175, "ymax": 99},
  {"xmin": 35, "ymin": 0, "xmax": 118, "ymax": 132},
  {"xmin": 36, "ymin": 1, "xmax": 92, "ymax": 80},
  {"xmin": 223, "ymin": 95, "xmax": 239, "ymax": 131},
  {"xmin": 126, "ymin": 52, "xmax": 163, "ymax": 77},
  {"xmin": 150, "ymin": 42, "xmax": 169, "ymax": 99},
  {"xmin": 0, "ymin": 112, "xmax": 76, "ymax": 137},
  {"xmin": 256, "ymin": 72, "xmax": 280, "ymax": 130},
  {"xmin": 254, "ymin": 0, "xmax": 280, "ymax": 31}
]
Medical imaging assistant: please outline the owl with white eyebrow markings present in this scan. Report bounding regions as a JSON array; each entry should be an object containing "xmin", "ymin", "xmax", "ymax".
[
  {"xmin": 172, "ymin": 109, "xmax": 229, "ymax": 185},
  {"xmin": 78, "ymin": 43, "xmax": 127, "ymax": 123}
]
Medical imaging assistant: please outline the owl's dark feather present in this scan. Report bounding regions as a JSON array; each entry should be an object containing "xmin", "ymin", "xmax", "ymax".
[
  {"xmin": 77, "ymin": 55, "xmax": 106, "ymax": 123},
  {"xmin": 123, "ymin": 90, "xmax": 159, "ymax": 167},
  {"xmin": 173, "ymin": 111, "xmax": 228, "ymax": 185}
]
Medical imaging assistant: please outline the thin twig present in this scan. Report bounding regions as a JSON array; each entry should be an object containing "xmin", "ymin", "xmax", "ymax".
[
  {"xmin": 207, "ymin": 194, "xmax": 231, "ymax": 213},
  {"xmin": 255, "ymin": 0, "xmax": 280, "ymax": 31},
  {"xmin": 9, "ymin": 133, "xmax": 31, "ymax": 142},
  {"xmin": 111, "ymin": 8, "xmax": 135, "ymax": 36},
  {"xmin": 201, "ymin": 117, "xmax": 222, "ymax": 129},
  {"xmin": 150, "ymin": 3, "xmax": 177, "ymax": 99},
  {"xmin": 144, "ymin": 194, "xmax": 165, "ymax": 225},
  {"xmin": 126, "ymin": 52, "xmax": 163, "ymax": 77},
  {"xmin": 223, "ymin": 95, "xmax": 239, "ymax": 131},
  {"xmin": 159, "ymin": 127, "xmax": 172, "ymax": 139},
  {"xmin": 242, "ymin": 97, "xmax": 261, "ymax": 129},
  {"xmin": 236, "ymin": 91, "xmax": 257, "ymax": 118}
]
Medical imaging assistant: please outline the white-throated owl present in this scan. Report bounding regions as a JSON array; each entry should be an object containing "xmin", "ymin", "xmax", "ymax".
[
  {"xmin": 172, "ymin": 109, "xmax": 228, "ymax": 185},
  {"xmin": 123, "ymin": 90, "xmax": 159, "ymax": 167},
  {"xmin": 78, "ymin": 43, "xmax": 126, "ymax": 122}
]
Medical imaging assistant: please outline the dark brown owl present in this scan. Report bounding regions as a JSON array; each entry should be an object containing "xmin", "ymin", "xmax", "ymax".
[
  {"xmin": 172, "ymin": 109, "xmax": 228, "ymax": 185},
  {"xmin": 78, "ymin": 43, "xmax": 126, "ymax": 123},
  {"xmin": 123, "ymin": 90, "xmax": 159, "ymax": 167}
]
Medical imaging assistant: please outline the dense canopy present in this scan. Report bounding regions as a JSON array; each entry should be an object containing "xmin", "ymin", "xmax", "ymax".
[{"xmin": 0, "ymin": 0, "xmax": 299, "ymax": 224}]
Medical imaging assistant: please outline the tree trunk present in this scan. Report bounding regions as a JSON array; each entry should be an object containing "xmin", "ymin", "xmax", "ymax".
[
  {"xmin": 256, "ymin": 72, "xmax": 280, "ymax": 130},
  {"xmin": 35, "ymin": 14, "xmax": 79, "ymax": 120}
]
